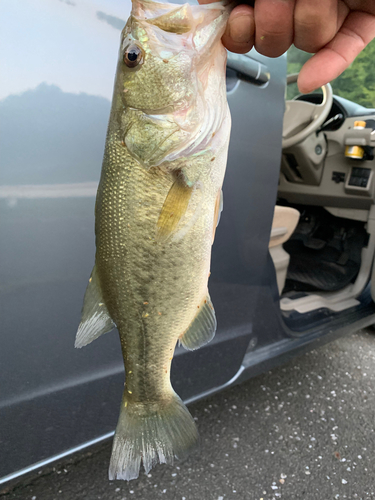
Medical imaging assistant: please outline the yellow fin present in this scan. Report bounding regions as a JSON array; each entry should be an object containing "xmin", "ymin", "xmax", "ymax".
[
  {"xmin": 156, "ymin": 177, "xmax": 193, "ymax": 242},
  {"xmin": 148, "ymin": 5, "xmax": 193, "ymax": 34}
]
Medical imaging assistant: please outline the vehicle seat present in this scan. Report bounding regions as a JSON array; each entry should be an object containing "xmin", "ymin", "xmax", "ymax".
[{"xmin": 269, "ymin": 206, "xmax": 300, "ymax": 294}]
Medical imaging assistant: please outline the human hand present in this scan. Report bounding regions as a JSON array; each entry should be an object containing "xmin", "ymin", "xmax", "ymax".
[{"xmin": 199, "ymin": 0, "xmax": 375, "ymax": 93}]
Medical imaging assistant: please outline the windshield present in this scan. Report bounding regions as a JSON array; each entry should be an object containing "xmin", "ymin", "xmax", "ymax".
[{"xmin": 287, "ymin": 40, "xmax": 375, "ymax": 108}]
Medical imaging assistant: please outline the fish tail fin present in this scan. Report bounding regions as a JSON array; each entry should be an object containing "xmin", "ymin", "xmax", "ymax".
[{"xmin": 109, "ymin": 391, "xmax": 199, "ymax": 481}]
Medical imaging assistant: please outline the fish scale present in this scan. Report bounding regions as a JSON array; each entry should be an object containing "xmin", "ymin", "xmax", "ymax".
[
  {"xmin": 75, "ymin": 0, "xmax": 231, "ymax": 481},
  {"xmin": 97, "ymin": 133, "xmax": 211, "ymax": 363}
]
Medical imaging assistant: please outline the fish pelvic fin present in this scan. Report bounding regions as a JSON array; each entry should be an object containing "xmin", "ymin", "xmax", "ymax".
[
  {"xmin": 75, "ymin": 265, "xmax": 115, "ymax": 348},
  {"xmin": 179, "ymin": 294, "xmax": 216, "ymax": 351},
  {"xmin": 109, "ymin": 391, "xmax": 199, "ymax": 481},
  {"xmin": 156, "ymin": 173, "xmax": 194, "ymax": 243}
]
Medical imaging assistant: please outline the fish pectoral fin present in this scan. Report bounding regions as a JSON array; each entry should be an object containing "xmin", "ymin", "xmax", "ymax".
[
  {"xmin": 179, "ymin": 294, "xmax": 216, "ymax": 351},
  {"xmin": 156, "ymin": 175, "xmax": 194, "ymax": 243},
  {"xmin": 75, "ymin": 265, "xmax": 115, "ymax": 348}
]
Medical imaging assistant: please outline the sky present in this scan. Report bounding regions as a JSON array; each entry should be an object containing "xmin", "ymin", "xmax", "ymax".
[{"xmin": 0, "ymin": 0, "xmax": 133, "ymax": 100}]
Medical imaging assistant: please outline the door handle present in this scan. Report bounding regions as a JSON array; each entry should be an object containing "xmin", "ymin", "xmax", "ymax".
[{"xmin": 227, "ymin": 53, "xmax": 270, "ymax": 86}]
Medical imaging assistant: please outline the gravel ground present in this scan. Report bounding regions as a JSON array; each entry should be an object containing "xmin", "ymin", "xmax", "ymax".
[{"xmin": 1, "ymin": 328, "xmax": 375, "ymax": 500}]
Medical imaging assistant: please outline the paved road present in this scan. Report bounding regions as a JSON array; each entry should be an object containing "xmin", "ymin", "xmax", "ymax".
[{"xmin": 2, "ymin": 329, "xmax": 375, "ymax": 500}]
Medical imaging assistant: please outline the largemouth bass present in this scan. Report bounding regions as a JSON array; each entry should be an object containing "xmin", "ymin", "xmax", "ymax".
[{"xmin": 75, "ymin": 0, "xmax": 231, "ymax": 481}]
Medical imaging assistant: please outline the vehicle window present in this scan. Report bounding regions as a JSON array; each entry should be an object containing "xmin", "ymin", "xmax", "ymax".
[{"xmin": 287, "ymin": 40, "xmax": 375, "ymax": 108}]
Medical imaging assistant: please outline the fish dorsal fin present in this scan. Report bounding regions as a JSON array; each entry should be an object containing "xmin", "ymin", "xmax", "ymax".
[
  {"xmin": 147, "ymin": 5, "xmax": 194, "ymax": 34},
  {"xmin": 212, "ymin": 188, "xmax": 223, "ymax": 243},
  {"xmin": 156, "ymin": 174, "xmax": 194, "ymax": 243},
  {"xmin": 75, "ymin": 265, "xmax": 115, "ymax": 348},
  {"xmin": 179, "ymin": 294, "xmax": 216, "ymax": 351}
]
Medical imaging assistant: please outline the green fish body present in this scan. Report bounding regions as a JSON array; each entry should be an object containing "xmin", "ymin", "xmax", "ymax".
[{"xmin": 75, "ymin": 0, "xmax": 231, "ymax": 481}]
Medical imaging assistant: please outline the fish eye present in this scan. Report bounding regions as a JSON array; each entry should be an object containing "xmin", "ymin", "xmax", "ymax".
[{"xmin": 123, "ymin": 44, "xmax": 144, "ymax": 68}]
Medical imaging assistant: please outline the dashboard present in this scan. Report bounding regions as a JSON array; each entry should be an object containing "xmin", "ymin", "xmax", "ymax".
[
  {"xmin": 295, "ymin": 93, "xmax": 375, "ymax": 131},
  {"xmin": 296, "ymin": 93, "xmax": 375, "ymax": 131},
  {"xmin": 279, "ymin": 94, "xmax": 375, "ymax": 211},
  {"xmin": 296, "ymin": 93, "xmax": 346, "ymax": 130}
]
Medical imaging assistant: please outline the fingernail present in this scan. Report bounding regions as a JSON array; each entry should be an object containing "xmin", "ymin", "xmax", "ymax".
[{"xmin": 229, "ymin": 15, "xmax": 253, "ymax": 44}]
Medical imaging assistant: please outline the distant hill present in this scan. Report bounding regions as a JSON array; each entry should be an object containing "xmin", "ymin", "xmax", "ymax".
[{"xmin": 0, "ymin": 83, "xmax": 111, "ymax": 185}]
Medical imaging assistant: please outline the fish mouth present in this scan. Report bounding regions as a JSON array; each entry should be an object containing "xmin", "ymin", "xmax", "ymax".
[
  {"xmin": 134, "ymin": 101, "xmax": 191, "ymax": 116},
  {"xmin": 131, "ymin": 0, "xmax": 229, "ymax": 55},
  {"xmin": 131, "ymin": 0, "xmax": 229, "ymax": 29}
]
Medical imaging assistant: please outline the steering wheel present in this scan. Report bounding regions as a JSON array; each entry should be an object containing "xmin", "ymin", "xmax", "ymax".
[{"xmin": 282, "ymin": 73, "xmax": 333, "ymax": 149}]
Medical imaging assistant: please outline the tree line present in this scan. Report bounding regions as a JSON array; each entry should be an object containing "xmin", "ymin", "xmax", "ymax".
[{"xmin": 287, "ymin": 40, "xmax": 375, "ymax": 108}]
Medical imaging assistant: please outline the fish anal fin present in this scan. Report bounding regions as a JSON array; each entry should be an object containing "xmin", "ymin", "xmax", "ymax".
[
  {"xmin": 75, "ymin": 265, "xmax": 115, "ymax": 348},
  {"xmin": 156, "ymin": 175, "xmax": 194, "ymax": 243},
  {"xmin": 179, "ymin": 294, "xmax": 216, "ymax": 351}
]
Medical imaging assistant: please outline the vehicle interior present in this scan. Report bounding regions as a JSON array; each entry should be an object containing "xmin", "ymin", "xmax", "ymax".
[{"xmin": 270, "ymin": 71, "xmax": 375, "ymax": 322}]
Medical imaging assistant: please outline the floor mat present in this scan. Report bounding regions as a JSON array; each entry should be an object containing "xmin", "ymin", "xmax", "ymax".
[{"xmin": 283, "ymin": 207, "xmax": 368, "ymax": 292}]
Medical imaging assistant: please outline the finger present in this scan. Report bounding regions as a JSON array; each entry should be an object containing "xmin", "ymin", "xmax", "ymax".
[
  {"xmin": 221, "ymin": 5, "xmax": 255, "ymax": 54},
  {"xmin": 297, "ymin": 11, "xmax": 375, "ymax": 93},
  {"xmin": 294, "ymin": 0, "xmax": 341, "ymax": 53},
  {"xmin": 254, "ymin": 0, "xmax": 295, "ymax": 58}
]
